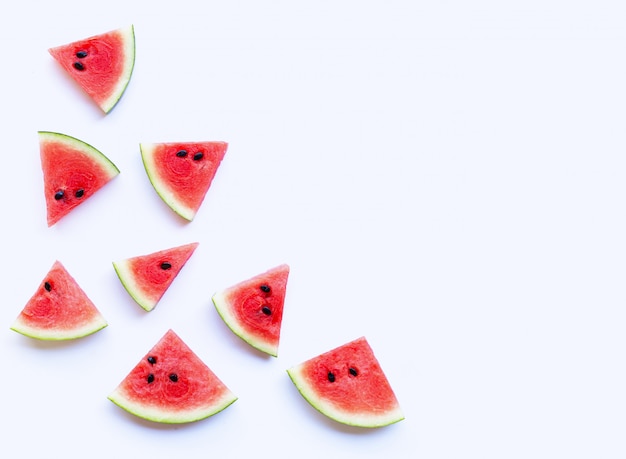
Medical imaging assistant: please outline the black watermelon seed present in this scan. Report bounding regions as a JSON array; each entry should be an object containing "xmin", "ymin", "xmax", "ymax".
[
  {"xmin": 160, "ymin": 262, "xmax": 172, "ymax": 270},
  {"xmin": 76, "ymin": 50, "xmax": 88, "ymax": 58},
  {"xmin": 260, "ymin": 284, "xmax": 271, "ymax": 293},
  {"xmin": 327, "ymin": 371, "xmax": 336, "ymax": 383},
  {"xmin": 44, "ymin": 281, "xmax": 52, "ymax": 292},
  {"xmin": 349, "ymin": 367, "xmax": 358, "ymax": 377},
  {"xmin": 147, "ymin": 374, "xmax": 155, "ymax": 384},
  {"xmin": 75, "ymin": 189, "xmax": 85, "ymax": 198},
  {"xmin": 176, "ymin": 150, "xmax": 188, "ymax": 157},
  {"xmin": 54, "ymin": 190, "xmax": 64, "ymax": 200},
  {"xmin": 261, "ymin": 305, "xmax": 272, "ymax": 315},
  {"xmin": 147, "ymin": 356, "xmax": 157, "ymax": 365},
  {"xmin": 73, "ymin": 61, "xmax": 85, "ymax": 71},
  {"xmin": 169, "ymin": 373, "xmax": 178, "ymax": 382},
  {"xmin": 193, "ymin": 152, "xmax": 204, "ymax": 161}
]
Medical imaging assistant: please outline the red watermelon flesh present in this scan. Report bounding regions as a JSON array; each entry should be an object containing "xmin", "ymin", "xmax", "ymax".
[
  {"xmin": 140, "ymin": 141, "xmax": 227, "ymax": 221},
  {"xmin": 108, "ymin": 329, "xmax": 237, "ymax": 424},
  {"xmin": 212, "ymin": 264, "xmax": 290, "ymax": 357},
  {"xmin": 287, "ymin": 337, "xmax": 404, "ymax": 428},
  {"xmin": 10, "ymin": 261, "xmax": 108, "ymax": 340},
  {"xmin": 39, "ymin": 131, "xmax": 120, "ymax": 227},
  {"xmin": 113, "ymin": 242, "xmax": 199, "ymax": 312},
  {"xmin": 48, "ymin": 25, "xmax": 135, "ymax": 113}
]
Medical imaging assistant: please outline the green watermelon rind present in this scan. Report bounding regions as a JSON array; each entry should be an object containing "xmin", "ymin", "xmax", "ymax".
[
  {"xmin": 10, "ymin": 316, "xmax": 108, "ymax": 341},
  {"xmin": 107, "ymin": 386, "xmax": 238, "ymax": 424},
  {"xmin": 39, "ymin": 130, "xmax": 120, "ymax": 177},
  {"xmin": 112, "ymin": 259, "xmax": 155, "ymax": 312},
  {"xmin": 211, "ymin": 290, "xmax": 279, "ymax": 357},
  {"xmin": 112, "ymin": 242, "xmax": 199, "ymax": 312},
  {"xmin": 286, "ymin": 366, "xmax": 404, "ymax": 428},
  {"xmin": 286, "ymin": 339, "xmax": 405, "ymax": 428},
  {"xmin": 139, "ymin": 142, "xmax": 196, "ymax": 221},
  {"xmin": 100, "ymin": 24, "xmax": 136, "ymax": 114}
]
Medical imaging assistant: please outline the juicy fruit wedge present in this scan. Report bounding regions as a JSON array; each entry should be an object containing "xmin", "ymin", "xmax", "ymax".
[
  {"xmin": 113, "ymin": 242, "xmax": 199, "ymax": 312},
  {"xmin": 140, "ymin": 141, "xmax": 227, "ymax": 221},
  {"xmin": 11, "ymin": 261, "xmax": 108, "ymax": 340},
  {"xmin": 212, "ymin": 264, "xmax": 289, "ymax": 357},
  {"xmin": 39, "ymin": 131, "xmax": 120, "ymax": 227},
  {"xmin": 108, "ymin": 329, "xmax": 237, "ymax": 424},
  {"xmin": 48, "ymin": 25, "xmax": 136, "ymax": 113},
  {"xmin": 287, "ymin": 337, "xmax": 404, "ymax": 428}
]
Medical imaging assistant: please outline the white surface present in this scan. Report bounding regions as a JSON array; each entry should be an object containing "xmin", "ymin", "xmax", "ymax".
[{"xmin": 2, "ymin": 1, "xmax": 625, "ymax": 458}]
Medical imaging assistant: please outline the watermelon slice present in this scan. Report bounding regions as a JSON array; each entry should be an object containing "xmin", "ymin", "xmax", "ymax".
[
  {"xmin": 212, "ymin": 264, "xmax": 289, "ymax": 357},
  {"xmin": 39, "ymin": 131, "xmax": 120, "ymax": 227},
  {"xmin": 287, "ymin": 337, "xmax": 404, "ymax": 428},
  {"xmin": 10, "ymin": 261, "xmax": 108, "ymax": 340},
  {"xmin": 108, "ymin": 329, "xmax": 237, "ymax": 424},
  {"xmin": 140, "ymin": 141, "xmax": 227, "ymax": 221},
  {"xmin": 48, "ymin": 25, "xmax": 135, "ymax": 113},
  {"xmin": 113, "ymin": 242, "xmax": 199, "ymax": 312}
]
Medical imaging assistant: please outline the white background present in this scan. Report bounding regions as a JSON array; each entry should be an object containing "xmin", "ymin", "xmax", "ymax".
[{"xmin": 1, "ymin": 1, "xmax": 625, "ymax": 458}]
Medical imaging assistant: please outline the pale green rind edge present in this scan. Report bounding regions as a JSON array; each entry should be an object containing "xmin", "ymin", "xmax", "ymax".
[
  {"xmin": 107, "ymin": 387, "xmax": 238, "ymax": 424},
  {"xmin": 38, "ymin": 131, "xmax": 120, "ymax": 177},
  {"xmin": 286, "ymin": 365, "xmax": 405, "ymax": 428},
  {"xmin": 212, "ymin": 291, "xmax": 278, "ymax": 357},
  {"xmin": 10, "ymin": 317, "xmax": 108, "ymax": 341},
  {"xmin": 112, "ymin": 260, "xmax": 156, "ymax": 312},
  {"xmin": 139, "ymin": 142, "xmax": 196, "ymax": 221},
  {"xmin": 100, "ymin": 24, "xmax": 136, "ymax": 114}
]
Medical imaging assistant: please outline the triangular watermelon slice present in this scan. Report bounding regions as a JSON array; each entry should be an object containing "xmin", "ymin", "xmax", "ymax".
[
  {"xmin": 10, "ymin": 261, "xmax": 108, "ymax": 340},
  {"xmin": 113, "ymin": 242, "xmax": 199, "ymax": 312},
  {"xmin": 39, "ymin": 131, "xmax": 120, "ymax": 227},
  {"xmin": 108, "ymin": 329, "xmax": 238, "ymax": 424},
  {"xmin": 140, "ymin": 141, "xmax": 227, "ymax": 221},
  {"xmin": 48, "ymin": 25, "xmax": 136, "ymax": 113},
  {"xmin": 212, "ymin": 264, "xmax": 290, "ymax": 357},
  {"xmin": 287, "ymin": 337, "xmax": 404, "ymax": 428}
]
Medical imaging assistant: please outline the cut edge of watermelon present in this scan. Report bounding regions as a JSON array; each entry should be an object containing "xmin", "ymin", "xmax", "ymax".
[
  {"xmin": 139, "ymin": 142, "xmax": 196, "ymax": 221},
  {"xmin": 99, "ymin": 25, "xmax": 136, "ymax": 113},
  {"xmin": 10, "ymin": 314, "xmax": 108, "ymax": 341},
  {"xmin": 107, "ymin": 385, "xmax": 238, "ymax": 424},
  {"xmin": 212, "ymin": 290, "xmax": 279, "ymax": 357}
]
